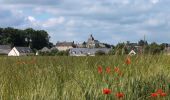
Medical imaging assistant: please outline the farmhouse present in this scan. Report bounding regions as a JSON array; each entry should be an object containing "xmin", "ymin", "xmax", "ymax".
[
  {"xmin": 128, "ymin": 50, "xmax": 136, "ymax": 56},
  {"xmin": 56, "ymin": 41, "xmax": 75, "ymax": 51},
  {"xmin": 69, "ymin": 48, "xmax": 111, "ymax": 56},
  {"xmin": 0, "ymin": 45, "xmax": 11, "ymax": 55},
  {"xmin": 8, "ymin": 47, "xmax": 33, "ymax": 56},
  {"xmin": 126, "ymin": 42, "xmax": 143, "ymax": 54}
]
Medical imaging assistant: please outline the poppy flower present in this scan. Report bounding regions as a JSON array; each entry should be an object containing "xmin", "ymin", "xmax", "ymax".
[
  {"xmin": 106, "ymin": 67, "xmax": 111, "ymax": 73},
  {"xmin": 114, "ymin": 67, "xmax": 120, "ymax": 73},
  {"xmin": 98, "ymin": 66, "xmax": 102, "ymax": 74},
  {"xmin": 160, "ymin": 92, "xmax": 167, "ymax": 97},
  {"xmin": 103, "ymin": 88, "xmax": 111, "ymax": 94},
  {"xmin": 116, "ymin": 92, "xmax": 124, "ymax": 98},
  {"xmin": 156, "ymin": 89, "xmax": 163, "ymax": 94},
  {"xmin": 125, "ymin": 57, "xmax": 131, "ymax": 65},
  {"xmin": 151, "ymin": 93, "xmax": 158, "ymax": 97}
]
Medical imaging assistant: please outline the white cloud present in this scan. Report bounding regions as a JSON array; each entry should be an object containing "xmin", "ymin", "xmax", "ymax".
[
  {"xmin": 0, "ymin": 0, "xmax": 170, "ymax": 44},
  {"xmin": 27, "ymin": 16, "xmax": 36, "ymax": 22},
  {"xmin": 150, "ymin": 0, "xmax": 159, "ymax": 4},
  {"xmin": 42, "ymin": 16, "xmax": 65, "ymax": 27}
]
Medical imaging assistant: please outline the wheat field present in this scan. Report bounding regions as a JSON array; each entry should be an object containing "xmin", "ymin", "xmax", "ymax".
[{"xmin": 0, "ymin": 55, "xmax": 170, "ymax": 100}]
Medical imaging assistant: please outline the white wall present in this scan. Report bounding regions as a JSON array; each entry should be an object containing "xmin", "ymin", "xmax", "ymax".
[
  {"xmin": 8, "ymin": 47, "xmax": 20, "ymax": 56},
  {"xmin": 56, "ymin": 46, "xmax": 73, "ymax": 51}
]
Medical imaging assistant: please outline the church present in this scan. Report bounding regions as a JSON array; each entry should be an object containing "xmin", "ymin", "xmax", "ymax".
[
  {"xmin": 77, "ymin": 34, "xmax": 108, "ymax": 48},
  {"xmin": 86, "ymin": 34, "xmax": 100, "ymax": 48}
]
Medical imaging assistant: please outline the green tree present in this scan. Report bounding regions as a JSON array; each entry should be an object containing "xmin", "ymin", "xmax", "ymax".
[
  {"xmin": 114, "ymin": 43, "xmax": 127, "ymax": 55},
  {"xmin": 149, "ymin": 42, "xmax": 162, "ymax": 54},
  {"xmin": 0, "ymin": 27, "xmax": 52, "ymax": 50},
  {"xmin": 95, "ymin": 50, "xmax": 106, "ymax": 56}
]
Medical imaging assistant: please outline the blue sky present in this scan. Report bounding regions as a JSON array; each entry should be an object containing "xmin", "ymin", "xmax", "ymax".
[{"xmin": 0, "ymin": 0, "xmax": 170, "ymax": 44}]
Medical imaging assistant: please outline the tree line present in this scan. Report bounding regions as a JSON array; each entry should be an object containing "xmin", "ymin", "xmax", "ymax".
[
  {"xmin": 0, "ymin": 27, "xmax": 53, "ymax": 51},
  {"xmin": 109, "ymin": 40, "xmax": 167, "ymax": 55}
]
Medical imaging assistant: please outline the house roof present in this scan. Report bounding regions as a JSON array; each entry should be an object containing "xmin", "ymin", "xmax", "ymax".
[
  {"xmin": 0, "ymin": 45, "xmax": 11, "ymax": 54},
  {"xmin": 69, "ymin": 48, "xmax": 111, "ymax": 55},
  {"xmin": 40, "ymin": 47, "xmax": 50, "ymax": 52},
  {"xmin": 15, "ymin": 47, "xmax": 33, "ymax": 53},
  {"xmin": 50, "ymin": 47, "xmax": 58, "ymax": 51},
  {"xmin": 129, "ymin": 50, "xmax": 136, "ymax": 55},
  {"xmin": 56, "ymin": 42, "xmax": 74, "ymax": 46}
]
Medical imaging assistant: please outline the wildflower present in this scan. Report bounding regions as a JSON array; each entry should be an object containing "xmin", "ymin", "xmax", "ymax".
[
  {"xmin": 151, "ymin": 93, "xmax": 158, "ymax": 97},
  {"xmin": 160, "ymin": 92, "xmax": 167, "ymax": 97},
  {"xmin": 98, "ymin": 66, "xmax": 102, "ymax": 74},
  {"xmin": 103, "ymin": 88, "xmax": 111, "ymax": 94},
  {"xmin": 156, "ymin": 89, "xmax": 163, "ymax": 94},
  {"xmin": 116, "ymin": 92, "xmax": 124, "ymax": 98},
  {"xmin": 106, "ymin": 67, "xmax": 111, "ymax": 73},
  {"xmin": 114, "ymin": 67, "xmax": 120, "ymax": 73},
  {"xmin": 125, "ymin": 57, "xmax": 131, "ymax": 65}
]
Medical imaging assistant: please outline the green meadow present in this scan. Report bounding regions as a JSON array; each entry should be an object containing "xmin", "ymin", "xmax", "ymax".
[{"xmin": 0, "ymin": 55, "xmax": 170, "ymax": 100}]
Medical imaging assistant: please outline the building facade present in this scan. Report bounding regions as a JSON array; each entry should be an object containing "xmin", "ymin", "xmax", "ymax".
[{"xmin": 56, "ymin": 41, "xmax": 75, "ymax": 51}]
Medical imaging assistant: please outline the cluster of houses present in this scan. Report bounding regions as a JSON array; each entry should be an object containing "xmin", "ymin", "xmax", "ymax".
[
  {"xmin": 1, "ymin": 34, "xmax": 170, "ymax": 56},
  {"xmin": 40, "ymin": 34, "xmax": 112, "ymax": 56},
  {"xmin": 0, "ymin": 34, "xmax": 111, "ymax": 56}
]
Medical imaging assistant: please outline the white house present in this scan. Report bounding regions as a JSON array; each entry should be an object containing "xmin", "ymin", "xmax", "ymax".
[
  {"xmin": 128, "ymin": 50, "xmax": 136, "ymax": 56},
  {"xmin": 8, "ymin": 47, "xmax": 33, "ymax": 56}
]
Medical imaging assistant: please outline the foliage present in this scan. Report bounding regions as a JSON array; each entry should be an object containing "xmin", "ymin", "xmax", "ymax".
[
  {"xmin": 114, "ymin": 41, "xmax": 166, "ymax": 55},
  {"xmin": 114, "ymin": 43, "xmax": 128, "ymax": 55},
  {"xmin": 138, "ymin": 40, "xmax": 148, "ymax": 46},
  {"xmin": 0, "ymin": 27, "xmax": 52, "ymax": 50},
  {"xmin": 95, "ymin": 50, "xmax": 106, "ymax": 55}
]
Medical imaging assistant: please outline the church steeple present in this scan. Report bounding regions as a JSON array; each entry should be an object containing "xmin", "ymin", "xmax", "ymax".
[{"xmin": 89, "ymin": 34, "xmax": 94, "ymax": 40}]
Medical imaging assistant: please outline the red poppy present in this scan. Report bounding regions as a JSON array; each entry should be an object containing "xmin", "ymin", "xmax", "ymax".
[
  {"xmin": 160, "ymin": 92, "xmax": 167, "ymax": 97},
  {"xmin": 103, "ymin": 88, "xmax": 111, "ymax": 94},
  {"xmin": 114, "ymin": 67, "xmax": 120, "ymax": 73},
  {"xmin": 151, "ymin": 93, "xmax": 158, "ymax": 97},
  {"xmin": 98, "ymin": 66, "xmax": 102, "ymax": 74},
  {"xmin": 125, "ymin": 57, "xmax": 131, "ymax": 65},
  {"xmin": 116, "ymin": 92, "xmax": 124, "ymax": 98},
  {"xmin": 156, "ymin": 89, "xmax": 163, "ymax": 94},
  {"xmin": 106, "ymin": 67, "xmax": 111, "ymax": 73}
]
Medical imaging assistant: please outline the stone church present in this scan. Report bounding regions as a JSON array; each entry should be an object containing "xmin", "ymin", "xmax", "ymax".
[{"xmin": 86, "ymin": 34, "xmax": 100, "ymax": 48}]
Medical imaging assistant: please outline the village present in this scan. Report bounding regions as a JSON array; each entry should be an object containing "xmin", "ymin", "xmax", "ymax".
[{"xmin": 0, "ymin": 34, "xmax": 170, "ymax": 56}]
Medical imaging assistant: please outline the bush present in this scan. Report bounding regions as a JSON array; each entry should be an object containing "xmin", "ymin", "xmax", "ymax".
[{"xmin": 95, "ymin": 50, "xmax": 106, "ymax": 56}]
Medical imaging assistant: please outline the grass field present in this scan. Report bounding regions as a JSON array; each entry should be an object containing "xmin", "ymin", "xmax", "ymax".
[{"xmin": 0, "ymin": 55, "xmax": 170, "ymax": 100}]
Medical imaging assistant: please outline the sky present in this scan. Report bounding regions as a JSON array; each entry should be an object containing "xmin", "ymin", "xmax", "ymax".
[{"xmin": 0, "ymin": 0, "xmax": 170, "ymax": 44}]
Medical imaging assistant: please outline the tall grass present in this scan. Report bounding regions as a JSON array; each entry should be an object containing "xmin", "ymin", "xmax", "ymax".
[{"xmin": 0, "ymin": 55, "xmax": 170, "ymax": 100}]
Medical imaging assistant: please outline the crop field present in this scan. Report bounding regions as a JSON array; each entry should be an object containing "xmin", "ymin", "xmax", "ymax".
[{"xmin": 0, "ymin": 55, "xmax": 170, "ymax": 100}]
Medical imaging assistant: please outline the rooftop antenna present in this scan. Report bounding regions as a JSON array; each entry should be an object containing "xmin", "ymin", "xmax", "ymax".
[{"xmin": 144, "ymin": 35, "xmax": 146, "ymax": 42}]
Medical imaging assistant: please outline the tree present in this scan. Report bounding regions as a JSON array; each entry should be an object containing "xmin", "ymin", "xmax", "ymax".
[
  {"xmin": 114, "ymin": 43, "xmax": 127, "ymax": 55},
  {"xmin": 138, "ymin": 40, "xmax": 148, "ymax": 46},
  {"xmin": 149, "ymin": 42, "xmax": 162, "ymax": 54},
  {"xmin": 0, "ymin": 27, "xmax": 51, "ymax": 50}
]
